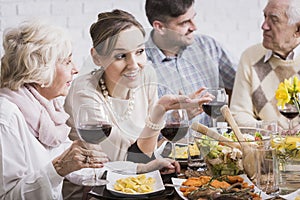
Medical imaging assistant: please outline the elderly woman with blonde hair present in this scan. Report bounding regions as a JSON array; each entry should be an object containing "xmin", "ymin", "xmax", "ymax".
[{"xmin": 0, "ymin": 20, "xmax": 108, "ymax": 199}]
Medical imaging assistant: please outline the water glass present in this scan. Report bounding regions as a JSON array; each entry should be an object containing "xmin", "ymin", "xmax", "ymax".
[
  {"xmin": 272, "ymin": 133, "xmax": 300, "ymax": 195},
  {"xmin": 254, "ymin": 137, "xmax": 278, "ymax": 195},
  {"xmin": 256, "ymin": 120, "xmax": 278, "ymax": 133}
]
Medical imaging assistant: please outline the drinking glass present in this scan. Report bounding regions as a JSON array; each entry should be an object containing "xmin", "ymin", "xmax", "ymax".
[
  {"xmin": 256, "ymin": 120, "xmax": 278, "ymax": 134},
  {"xmin": 272, "ymin": 132, "xmax": 300, "ymax": 195},
  {"xmin": 161, "ymin": 109, "xmax": 189, "ymax": 160},
  {"xmin": 76, "ymin": 103, "xmax": 112, "ymax": 186},
  {"xmin": 278, "ymin": 103, "xmax": 299, "ymax": 135},
  {"xmin": 202, "ymin": 88, "xmax": 227, "ymax": 127}
]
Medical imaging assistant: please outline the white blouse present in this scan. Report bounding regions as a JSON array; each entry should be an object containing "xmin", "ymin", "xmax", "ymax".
[
  {"xmin": 64, "ymin": 64, "xmax": 159, "ymax": 161},
  {"xmin": 0, "ymin": 97, "xmax": 71, "ymax": 200}
]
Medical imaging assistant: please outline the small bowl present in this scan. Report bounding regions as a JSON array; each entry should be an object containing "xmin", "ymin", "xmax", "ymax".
[{"xmin": 192, "ymin": 127, "xmax": 271, "ymax": 177}]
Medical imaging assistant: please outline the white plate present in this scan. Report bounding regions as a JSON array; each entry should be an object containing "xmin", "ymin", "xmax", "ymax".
[
  {"xmin": 104, "ymin": 161, "xmax": 137, "ymax": 174},
  {"xmin": 171, "ymin": 178, "xmax": 188, "ymax": 200},
  {"xmin": 67, "ymin": 168, "xmax": 106, "ymax": 185},
  {"xmin": 281, "ymin": 188, "xmax": 300, "ymax": 199},
  {"xmin": 239, "ymin": 174, "xmax": 270, "ymax": 199},
  {"xmin": 172, "ymin": 174, "xmax": 271, "ymax": 200},
  {"xmin": 106, "ymin": 170, "xmax": 165, "ymax": 197}
]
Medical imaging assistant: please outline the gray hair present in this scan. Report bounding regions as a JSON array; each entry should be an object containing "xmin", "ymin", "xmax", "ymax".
[
  {"xmin": 0, "ymin": 19, "xmax": 72, "ymax": 90},
  {"xmin": 287, "ymin": 0, "xmax": 300, "ymax": 25}
]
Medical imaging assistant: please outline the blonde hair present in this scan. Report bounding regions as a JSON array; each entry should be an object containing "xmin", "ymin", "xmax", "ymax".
[{"xmin": 0, "ymin": 19, "xmax": 72, "ymax": 90}]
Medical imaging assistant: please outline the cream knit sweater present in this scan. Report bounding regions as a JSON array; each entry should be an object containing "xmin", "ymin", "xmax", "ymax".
[{"xmin": 230, "ymin": 43, "xmax": 300, "ymax": 129}]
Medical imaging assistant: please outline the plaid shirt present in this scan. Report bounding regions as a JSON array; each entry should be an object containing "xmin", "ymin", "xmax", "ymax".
[{"xmin": 145, "ymin": 33, "xmax": 237, "ymax": 126}]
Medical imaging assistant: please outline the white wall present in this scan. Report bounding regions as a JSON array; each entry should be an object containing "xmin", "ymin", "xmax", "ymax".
[{"xmin": 0, "ymin": 0, "xmax": 268, "ymax": 71}]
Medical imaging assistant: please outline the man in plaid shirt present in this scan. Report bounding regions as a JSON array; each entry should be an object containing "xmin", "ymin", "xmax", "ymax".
[{"xmin": 145, "ymin": 0, "xmax": 237, "ymax": 127}]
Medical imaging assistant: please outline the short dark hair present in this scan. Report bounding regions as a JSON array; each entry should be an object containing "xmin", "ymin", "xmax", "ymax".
[{"xmin": 145, "ymin": 0, "xmax": 194, "ymax": 25}]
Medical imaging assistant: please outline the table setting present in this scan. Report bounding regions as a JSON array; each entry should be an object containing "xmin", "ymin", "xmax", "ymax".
[
  {"xmin": 79, "ymin": 83, "xmax": 300, "ymax": 200},
  {"xmin": 88, "ymin": 170, "xmax": 175, "ymax": 200},
  {"xmin": 78, "ymin": 129, "xmax": 300, "ymax": 199}
]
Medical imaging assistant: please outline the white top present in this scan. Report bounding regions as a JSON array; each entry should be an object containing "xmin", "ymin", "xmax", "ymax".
[
  {"xmin": 64, "ymin": 64, "xmax": 159, "ymax": 161},
  {"xmin": 0, "ymin": 98, "xmax": 71, "ymax": 200}
]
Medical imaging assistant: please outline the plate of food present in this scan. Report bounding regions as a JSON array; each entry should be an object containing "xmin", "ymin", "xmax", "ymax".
[
  {"xmin": 106, "ymin": 170, "xmax": 165, "ymax": 197},
  {"xmin": 172, "ymin": 174, "xmax": 271, "ymax": 200},
  {"xmin": 158, "ymin": 141, "xmax": 200, "ymax": 160}
]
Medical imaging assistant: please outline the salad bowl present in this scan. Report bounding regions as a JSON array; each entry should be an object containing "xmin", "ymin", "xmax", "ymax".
[{"xmin": 193, "ymin": 127, "xmax": 272, "ymax": 178}]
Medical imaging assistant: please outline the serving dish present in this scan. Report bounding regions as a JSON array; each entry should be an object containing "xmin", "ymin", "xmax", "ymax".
[
  {"xmin": 280, "ymin": 189, "xmax": 300, "ymax": 200},
  {"xmin": 106, "ymin": 170, "xmax": 165, "ymax": 197},
  {"xmin": 156, "ymin": 141, "xmax": 200, "ymax": 167},
  {"xmin": 172, "ymin": 174, "xmax": 271, "ymax": 200},
  {"xmin": 88, "ymin": 170, "xmax": 174, "ymax": 199}
]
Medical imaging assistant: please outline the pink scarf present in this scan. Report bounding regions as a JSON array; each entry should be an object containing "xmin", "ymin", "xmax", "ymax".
[{"xmin": 0, "ymin": 84, "xmax": 70, "ymax": 147}]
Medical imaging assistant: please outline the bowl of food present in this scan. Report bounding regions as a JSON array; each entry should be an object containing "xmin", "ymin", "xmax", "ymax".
[
  {"xmin": 192, "ymin": 127, "xmax": 271, "ymax": 177},
  {"xmin": 106, "ymin": 170, "xmax": 165, "ymax": 197}
]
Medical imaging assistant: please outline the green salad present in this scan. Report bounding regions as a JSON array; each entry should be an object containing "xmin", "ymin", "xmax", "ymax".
[
  {"xmin": 195, "ymin": 131, "xmax": 263, "ymax": 177},
  {"xmin": 198, "ymin": 136, "xmax": 243, "ymax": 176}
]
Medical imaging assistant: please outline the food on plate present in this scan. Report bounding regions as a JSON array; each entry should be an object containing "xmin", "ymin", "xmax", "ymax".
[
  {"xmin": 210, "ymin": 179, "xmax": 231, "ymax": 189},
  {"xmin": 180, "ymin": 175, "xmax": 262, "ymax": 200},
  {"xmin": 188, "ymin": 143, "xmax": 201, "ymax": 157},
  {"xmin": 184, "ymin": 168, "xmax": 210, "ymax": 178},
  {"xmin": 169, "ymin": 143, "xmax": 200, "ymax": 159},
  {"xmin": 182, "ymin": 176, "xmax": 211, "ymax": 187},
  {"xmin": 113, "ymin": 174, "xmax": 156, "ymax": 194}
]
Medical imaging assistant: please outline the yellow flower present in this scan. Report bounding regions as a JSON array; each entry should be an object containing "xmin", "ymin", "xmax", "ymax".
[
  {"xmin": 293, "ymin": 76, "xmax": 300, "ymax": 93},
  {"xmin": 285, "ymin": 78, "xmax": 293, "ymax": 93},
  {"xmin": 275, "ymin": 82, "xmax": 291, "ymax": 108},
  {"xmin": 284, "ymin": 136, "xmax": 300, "ymax": 151},
  {"xmin": 275, "ymin": 76, "xmax": 300, "ymax": 109}
]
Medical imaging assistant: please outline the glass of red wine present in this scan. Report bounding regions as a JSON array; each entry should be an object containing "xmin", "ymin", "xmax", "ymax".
[
  {"xmin": 278, "ymin": 103, "xmax": 299, "ymax": 135},
  {"xmin": 76, "ymin": 103, "xmax": 112, "ymax": 186},
  {"xmin": 161, "ymin": 109, "xmax": 189, "ymax": 160},
  {"xmin": 202, "ymin": 88, "xmax": 227, "ymax": 127}
]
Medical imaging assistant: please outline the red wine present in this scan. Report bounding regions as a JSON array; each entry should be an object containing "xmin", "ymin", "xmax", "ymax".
[
  {"xmin": 202, "ymin": 102, "xmax": 226, "ymax": 118},
  {"xmin": 280, "ymin": 109, "xmax": 299, "ymax": 119},
  {"xmin": 77, "ymin": 124, "xmax": 112, "ymax": 144},
  {"xmin": 161, "ymin": 123, "xmax": 189, "ymax": 142}
]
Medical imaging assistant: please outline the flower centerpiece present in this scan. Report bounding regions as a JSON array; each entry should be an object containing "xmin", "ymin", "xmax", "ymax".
[
  {"xmin": 275, "ymin": 76, "xmax": 300, "ymax": 114},
  {"xmin": 273, "ymin": 76, "xmax": 300, "ymax": 194},
  {"xmin": 275, "ymin": 76, "xmax": 300, "ymax": 133}
]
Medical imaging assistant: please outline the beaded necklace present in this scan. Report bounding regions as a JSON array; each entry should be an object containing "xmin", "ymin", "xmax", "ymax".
[{"xmin": 99, "ymin": 78, "xmax": 135, "ymax": 121}]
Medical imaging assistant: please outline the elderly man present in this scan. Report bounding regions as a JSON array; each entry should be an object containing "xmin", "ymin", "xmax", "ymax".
[{"xmin": 230, "ymin": 0, "xmax": 300, "ymax": 130}]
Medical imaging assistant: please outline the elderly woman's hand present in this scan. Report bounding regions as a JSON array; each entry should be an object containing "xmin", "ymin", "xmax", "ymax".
[
  {"xmin": 52, "ymin": 140, "xmax": 109, "ymax": 177},
  {"xmin": 137, "ymin": 158, "xmax": 180, "ymax": 175}
]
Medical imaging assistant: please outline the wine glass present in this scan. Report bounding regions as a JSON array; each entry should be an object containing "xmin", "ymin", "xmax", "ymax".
[
  {"xmin": 161, "ymin": 109, "xmax": 189, "ymax": 160},
  {"xmin": 278, "ymin": 103, "xmax": 299, "ymax": 135},
  {"xmin": 202, "ymin": 88, "xmax": 227, "ymax": 127},
  {"xmin": 76, "ymin": 103, "xmax": 112, "ymax": 186}
]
